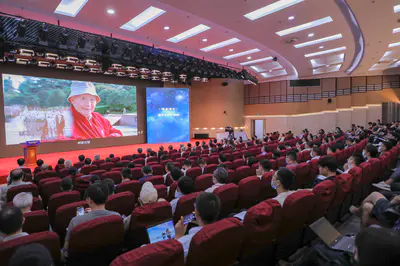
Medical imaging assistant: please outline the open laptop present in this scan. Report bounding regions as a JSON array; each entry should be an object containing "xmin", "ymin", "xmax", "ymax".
[
  {"xmin": 146, "ymin": 219, "xmax": 176, "ymax": 244},
  {"xmin": 310, "ymin": 217, "xmax": 355, "ymax": 253}
]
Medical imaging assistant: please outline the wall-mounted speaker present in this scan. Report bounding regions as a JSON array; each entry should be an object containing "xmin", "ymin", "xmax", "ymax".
[{"xmin": 328, "ymin": 98, "xmax": 332, "ymax": 103}]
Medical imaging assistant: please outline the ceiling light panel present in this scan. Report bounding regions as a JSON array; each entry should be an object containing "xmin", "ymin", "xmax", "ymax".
[
  {"xmin": 120, "ymin": 6, "xmax": 166, "ymax": 32},
  {"xmin": 54, "ymin": 0, "xmax": 88, "ymax": 17},
  {"xmin": 305, "ymin": 46, "xmax": 346, "ymax": 58},
  {"xmin": 389, "ymin": 42, "xmax": 400, "ymax": 48},
  {"xmin": 223, "ymin": 48, "xmax": 260, "ymax": 59},
  {"xmin": 310, "ymin": 53, "xmax": 345, "ymax": 68},
  {"xmin": 240, "ymin": 56, "xmax": 273, "ymax": 66},
  {"xmin": 294, "ymin": 34, "xmax": 342, "ymax": 48},
  {"xmin": 244, "ymin": 0, "xmax": 304, "ymax": 21},
  {"xmin": 379, "ymin": 51, "xmax": 400, "ymax": 62},
  {"xmin": 369, "ymin": 62, "xmax": 393, "ymax": 71},
  {"xmin": 276, "ymin": 16, "xmax": 333, "ymax": 36},
  {"xmin": 200, "ymin": 38, "xmax": 241, "ymax": 52},
  {"xmin": 261, "ymin": 69, "xmax": 288, "ymax": 78},
  {"xmin": 313, "ymin": 64, "xmax": 342, "ymax": 74},
  {"xmin": 167, "ymin": 24, "xmax": 211, "ymax": 43},
  {"xmin": 393, "ymin": 28, "xmax": 400, "ymax": 34},
  {"xmin": 250, "ymin": 62, "xmax": 283, "ymax": 72},
  {"xmin": 394, "ymin": 5, "xmax": 400, "ymax": 13}
]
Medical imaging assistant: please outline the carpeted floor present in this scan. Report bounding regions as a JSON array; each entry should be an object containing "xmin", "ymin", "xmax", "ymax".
[{"xmin": 0, "ymin": 139, "xmax": 208, "ymax": 183}]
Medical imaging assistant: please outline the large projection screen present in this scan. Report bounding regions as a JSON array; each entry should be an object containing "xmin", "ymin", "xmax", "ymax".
[
  {"xmin": 2, "ymin": 74, "xmax": 137, "ymax": 145},
  {"xmin": 146, "ymin": 87, "xmax": 190, "ymax": 144}
]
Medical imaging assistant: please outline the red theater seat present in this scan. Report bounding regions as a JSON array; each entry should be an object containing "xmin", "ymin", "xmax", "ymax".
[
  {"xmin": 232, "ymin": 159, "xmax": 245, "ymax": 170},
  {"xmin": 258, "ymin": 171, "xmax": 277, "ymax": 201},
  {"xmin": 167, "ymin": 181, "xmax": 178, "ymax": 202},
  {"xmin": 122, "ymin": 155, "xmax": 133, "ymax": 161},
  {"xmin": 173, "ymin": 192, "xmax": 199, "ymax": 224},
  {"xmin": 80, "ymin": 165, "xmax": 98, "ymax": 175},
  {"xmin": 74, "ymin": 162, "xmax": 85, "ymax": 169},
  {"xmin": 35, "ymin": 170, "xmax": 57, "ymax": 184},
  {"xmin": 92, "ymin": 159, "xmax": 105, "ymax": 167},
  {"xmin": 115, "ymin": 180, "xmax": 141, "ymax": 200},
  {"xmin": 23, "ymin": 210, "xmax": 49, "ymax": 234},
  {"xmin": 131, "ymin": 167, "xmax": 143, "ymax": 180},
  {"xmin": 236, "ymin": 166, "xmax": 253, "ymax": 179},
  {"xmin": 195, "ymin": 174, "xmax": 213, "ymax": 192},
  {"xmin": 102, "ymin": 171, "xmax": 123, "ymax": 184},
  {"xmin": 204, "ymin": 164, "xmax": 218, "ymax": 174},
  {"xmin": 59, "ymin": 168, "xmax": 71, "ymax": 178},
  {"xmin": 227, "ymin": 169, "xmax": 241, "ymax": 184},
  {"xmin": 186, "ymin": 167, "xmax": 202, "ymax": 181},
  {"xmin": 349, "ymin": 166, "xmax": 363, "ymax": 206},
  {"xmin": 151, "ymin": 164, "xmax": 164, "ymax": 175},
  {"xmin": 106, "ymin": 191, "xmax": 136, "ymax": 216},
  {"xmin": 186, "ymin": 218, "xmax": 244, "ymax": 266},
  {"xmin": 40, "ymin": 179, "xmax": 62, "ymax": 207},
  {"xmin": 48, "ymin": 191, "xmax": 81, "ymax": 227},
  {"xmin": 146, "ymin": 175, "xmax": 164, "ymax": 186},
  {"xmin": 276, "ymin": 157, "xmax": 286, "ymax": 168},
  {"xmin": 154, "ymin": 184, "xmax": 168, "ymax": 199},
  {"xmin": 312, "ymin": 180, "xmax": 336, "ymax": 221},
  {"xmin": 326, "ymin": 174, "xmax": 352, "ymax": 224},
  {"xmin": 21, "ymin": 167, "xmax": 33, "ymax": 182},
  {"xmin": 7, "ymin": 183, "xmax": 39, "ymax": 202},
  {"xmin": 90, "ymin": 169, "xmax": 107, "ymax": 178},
  {"xmin": 0, "ymin": 232, "xmax": 60, "ymax": 266},
  {"xmin": 294, "ymin": 162, "xmax": 311, "ymax": 189},
  {"xmin": 237, "ymin": 176, "xmax": 261, "ymax": 210},
  {"xmin": 213, "ymin": 183, "xmax": 239, "ymax": 218},
  {"xmin": 100, "ymin": 162, "xmax": 116, "ymax": 171}
]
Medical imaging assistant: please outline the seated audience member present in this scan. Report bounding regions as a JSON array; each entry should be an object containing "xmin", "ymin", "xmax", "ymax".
[
  {"xmin": 242, "ymin": 152, "xmax": 252, "ymax": 162},
  {"xmin": 187, "ymin": 143, "xmax": 192, "ymax": 151},
  {"xmin": 64, "ymin": 183, "xmax": 120, "ymax": 253},
  {"xmin": 345, "ymin": 137, "xmax": 355, "ymax": 148},
  {"xmin": 260, "ymin": 145, "xmax": 268, "ymax": 156},
  {"xmin": 137, "ymin": 148, "xmax": 143, "ymax": 155},
  {"xmin": 121, "ymin": 168, "xmax": 132, "ymax": 182},
  {"xmin": 102, "ymin": 179, "xmax": 115, "ymax": 195},
  {"xmin": 284, "ymin": 143, "xmax": 292, "ymax": 150},
  {"xmin": 8, "ymin": 243, "xmax": 54, "ymax": 266},
  {"xmin": 182, "ymin": 160, "xmax": 192, "ymax": 175},
  {"xmin": 218, "ymin": 154, "xmax": 227, "ymax": 166},
  {"xmin": 160, "ymin": 154, "xmax": 169, "ymax": 161},
  {"xmin": 285, "ymin": 151, "xmax": 298, "ymax": 167},
  {"xmin": 335, "ymin": 141, "xmax": 345, "ymax": 151},
  {"xmin": 89, "ymin": 175, "xmax": 101, "ymax": 185},
  {"xmin": 64, "ymin": 160, "xmax": 72, "ymax": 168},
  {"xmin": 379, "ymin": 141, "xmax": 393, "ymax": 155},
  {"xmin": 175, "ymin": 192, "xmax": 221, "ymax": 261},
  {"xmin": 0, "ymin": 206, "xmax": 29, "ymax": 242},
  {"xmin": 33, "ymin": 159, "xmax": 44, "ymax": 175},
  {"xmin": 105, "ymin": 157, "xmax": 111, "ymax": 163},
  {"xmin": 272, "ymin": 150, "xmax": 281, "ymax": 160},
  {"xmin": 17, "ymin": 158, "xmax": 25, "ymax": 168},
  {"xmin": 94, "ymin": 154, "xmax": 101, "ymax": 161},
  {"xmin": 205, "ymin": 167, "xmax": 228, "ymax": 193},
  {"xmin": 1, "ymin": 169, "xmax": 31, "ymax": 201},
  {"xmin": 167, "ymin": 167, "xmax": 183, "ymax": 186},
  {"xmin": 327, "ymin": 146, "xmax": 336, "ymax": 155},
  {"xmin": 145, "ymin": 151, "xmax": 157, "ymax": 164},
  {"xmin": 270, "ymin": 167, "xmax": 296, "ymax": 206},
  {"xmin": 67, "ymin": 167, "xmax": 79, "ymax": 180},
  {"xmin": 84, "ymin": 158, "xmax": 92, "ymax": 166},
  {"xmin": 40, "ymin": 164, "xmax": 50, "ymax": 171},
  {"xmin": 171, "ymin": 176, "xmax": 195, "ymax": 214},
  {"xmin": 78, "ymin": 154, "xmax": 85, "ymax": 163},
  {"xmin": 256, "ymin": 159, "xmax": 273, "ymax": 178},
  {"xmin": 60, "ymin": 177, "xmax": 73, "ymax": 192},
  {"xmin": 277, "ymin": 145, "xmax": 285, "ymax": 152},
  {"xmin": 350, "ymin": 191, "xmax": 400, "ymax": 229},
  {"xmin": 194, "ymin": 141, "xmax": 200, "ymax": 150},
  {"xmin": 163, "ymin": 162, "xmax": 175, "ymax": 182},
  {"xmin": 109, "ymin": 154, "xmax": 115, "ymax": 159},
  {"xmin": 344, "ymin": 154, "xmax": 363, "ymax": 173},
  {"xmin": 139, "ymin": 166, "xmax": 153, "ymax": 184},
  {"xmin": 307, "ymin": 146, "xmax": 322, "ymax": 162},
  {"xmin": 197, "ymin": 158, "xmax": 207, "ymax": 174},
  {"xmin": 12, "ymin": 192, "xmax": 33, "ymax": 213},
  {"xmin": 247, "ymin": 156, "xmax": 258, "ymax": 167},
  {"xmin": 127, "ymin": 162, "xmax": 135, "ymax": 168},
  {"xmin": 363, "ymin": 144, "xmax": 379, "ymax": 162},
  {"xmin": 303, "ymin": 142, "xmax": 312, "ymax": 151},
  {"xmin": 57, "ymin": 158, "xmax": 65, "ymax": 166},
  {"xmin": 313, "ymin": 156, "xmax": 337, "ymax": 187},
  {"xmin": 296, "ymin": 141, "xmax": 303, "ymax": 152}
]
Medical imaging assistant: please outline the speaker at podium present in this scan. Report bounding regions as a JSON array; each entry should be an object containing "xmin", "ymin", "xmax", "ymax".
[{"xmin": 20, "ymin": 140, "xmax": 40, "ymax": 166}]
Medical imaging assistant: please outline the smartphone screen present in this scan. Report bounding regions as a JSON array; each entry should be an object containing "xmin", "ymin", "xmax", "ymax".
[
  {"xmin": 183, "ymin": 213, "xmax": 195, "ymax": 225},
  {"xmin": 77, "ymin": 206, "xmax": 84, "ymax": 216}
]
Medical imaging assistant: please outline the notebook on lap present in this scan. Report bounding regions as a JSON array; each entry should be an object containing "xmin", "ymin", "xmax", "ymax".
[
  {"xmin": 310, "ymin": 217, "xmax": 355, "ymax": 253},
  {"xmin": 146, "ymin": 219, "xmax": 176, "ymax": 244}
]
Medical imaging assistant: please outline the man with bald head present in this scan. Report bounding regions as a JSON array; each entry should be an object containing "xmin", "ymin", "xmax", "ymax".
[{"xmin": 0, "ymin": 169, "xmax": 31, "ymax": 202}]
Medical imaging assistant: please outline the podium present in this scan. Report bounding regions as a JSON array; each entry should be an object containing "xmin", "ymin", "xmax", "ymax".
[{"xmin": 20, "ymin": 140, "xmax": 40, "ymax": 166}]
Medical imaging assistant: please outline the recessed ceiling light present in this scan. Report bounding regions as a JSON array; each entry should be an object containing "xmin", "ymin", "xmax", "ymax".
[
  {"xmin": 54, "ymin": 0, "xmax": 88, "ymax": 17},
  {"xmin": 261, "ymin": 69, "xmax": 288, "ymax": 78},
  {"xmin": 244, "ymin": 0, "xmax": 304, "ymax": 21},
  {"xmin": 288, "ymin": 16, "xmax": 295, "ymax": 20},
  {"xmin": 229, "ymin": 49, "xmax": 234, "ymax": 52},
  {"xmin": 202, "ymin": 38, "xmax": 208, "ymax": 42},
  {"xmin": 304, "ymin": 46, "xmax": 346, "ymax": 58},
  {"xmin": 269, "ymin": 70, "xmax": 272, "ymax": 72},
  {"xmin": 120, "ymin": 6, "xmax": 166, "ymax": 32},
  {"xmin": 223, "ymin": 48, "xmax": 260, "ymax": 59},
  {"xmin": 393, "ymin": 59, "xmax": 399, "ymax": 62},
  {"xmin": 276, "ymin": 16, "xmax": 333, "ymax": 36},
  {"xmin": 308, "ymin": 33, "xmax": 315, "ymax": 37},
  {"xmin": 294, "ymin": 34, "xmax": 342, "ymax": 48},
  {"xmin": 247, "ymin": 56, "xmax": 252, "ymax": 59},
  {"xmin": 107, "ymin": 9, "xmax": 115, "ymax": 15},
  {"xmin": 167, "ymin": 24, "xmax": 211, "ymax": 43},
  {"xmin": 393, "ymin": 27, "xmax": 400, "ymax": 34},
  {"xmin": 319, "ymin": 46, "xmax": 324, "ymax": 49},
  {"xmin": 240, "ymin": 56, "xmax": 273, "ymax": 66},
  {"xmin": 164, "ymin": 26, "xmax": 170, "ymax": 30},
  {"xmin": 394, "ymin": 4, "xmax": 400, "ymax": 13},
  {"xmin": 200, "ymin": 38, "xmax": 241, "ymax": 52},
  {"xmin": 389, "ymin": 42, "xmax": 400, "ymax": 48}
]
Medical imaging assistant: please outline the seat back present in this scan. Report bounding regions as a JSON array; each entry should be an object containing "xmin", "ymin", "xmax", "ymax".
[
  {"xmin": 7, "ymin": 183, "xmax": 38, "ymax": 202},
  {"xmin": 207, "ymin": 155, "xmax": 219, "ymax": 165},
  {"xmin": 204, "ymin": 164, "xmax": 218, "ymax": 174},
  {"xmin": 48, "ymin": 191, "xmax": 81, "ymax": 227},
  {"xmin": 276, "ymin": 157, "xmax": 286, "ymax": 168},
  {"xmin": 80, "ymin": 165, "xmax": 98, "ymax": 175},
  {"xmin": 154, "ymin": 184, "xmax": 168, "ymax": 199},
  {"xmin": 92, "ymin": 159, "xmax": 106, "ymax": 167},
  {"xmin": 259, "ymin": 171, "xmax": 277, "ymax": 201},
  {"xmin": 213, "ymin": 184, "xmax": 239, "ymax": 218},
  {"xmin": 186, "ymin": 218, "xmax": 244, "ymax": 266},
  {"xmin": 295, "ymin": 162, "xmax": 311, "ymax": 188},
  {"xmin": 237, "ymin": 176, "xmax": 261, "ymax": 209},
  {"xmin": 312, "ymin": 180, "xmax": 336, "ymax": 221},
  {"xmin": 90, "ymin": 170, "xmax": 107, "ymax": 178},
  {"xmin": 74, "ymin": 162, "xmax": 85, "ymax": 169},
  {"xmin": 146, "ymin": 175, "xmax": 164, "ymax": 186},
  {"xmin": 59, "ymin": 168, "xmax": 70, "ymax": 178},
  {"xmin": 35, "ymin": 171, "xmax": 57, "ymax": 183},
  {"xmin": 106, "ymin": 191, "xmax": 136, "ymax": 216},
  {"xmin": 235, "ymin": 166, "xmax": 253, "ymax": 179},
  {"xmin": 131, "ymin": 167, "xmax": 143, "ymax": 180},
  {"xmin": 115, "ymin": 180, "xmax": 141, "ymax": 200},
  {"xmin": 129, "ymin": 201, "xmax": 172, "ymax": 248},
  {"xmin": 102, "ymin": 171, "xmax": 123, "ymax": 184},
  {"xmin": 122, "ymin": 155, "xmax": 133, "ymax": 161},
  {"xmin": 40, "ymin": 179, "xmax": 62, "ymax": 207},
  {"xmin": 195, "ymin": 174, "xmax": 213, "ymax": 192},
  {"xmin": 226, "ymin": 169, "xmax": 241, "ymax": 184},
  {"xmin": 151, "ymin": 164, "xmax": 164, "ymax": 176},
  {"xmin": 23, "ymin": 210, "xmax": 49, "ymax": 234},
  {"xmin": 173, "ymin": 192, "xmax": 199, "ymax": 224},
  {"xmin": 0, "ymin": 232, "xmax": 60, "ymax": 266},
  {"xmin": 110, "ymin": 239, "xmax": 184, "ymax": 266},
  {"xmin": 68, "ymin": 215, "xmax": 124, "ymax": 265},
  {"xmin": 302, "ymin": 150, "xmax": 311, "ymax": 162},
  {"xmin": 232, "ymin": 159, "xmax": 245, "ymax": 170},
  {"xmin": 186, "ymin": 167, "xmax": 202, "ymax": 180},
  {"xmin": 99, "ymin": 162, "xmax": 116, "ymax": 171}
]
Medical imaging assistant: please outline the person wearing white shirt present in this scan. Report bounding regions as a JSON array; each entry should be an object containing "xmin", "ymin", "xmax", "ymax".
[
  {"xmin": 205, "ymin": 167, "xmax": 229, "ymax": 193},
  {"xmin": 163, "ymin": 162, "xmax": 175, "ymax": 183},
  {"xmin": 181, "ymin": 160, "xmax": 192, "ymax": 176},
  {"xmin": 175, "ymin": 192, "xmax": 221, "ymax": 261},
  {"xmin": 170, "ymin": 176, "xmax": 195, "ymax": 215}
]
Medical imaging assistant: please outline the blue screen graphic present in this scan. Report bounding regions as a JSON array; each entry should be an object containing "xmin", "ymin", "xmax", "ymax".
[{"xmin": 146, "ymin": 87, "xmax": 190, "ymax": 144}]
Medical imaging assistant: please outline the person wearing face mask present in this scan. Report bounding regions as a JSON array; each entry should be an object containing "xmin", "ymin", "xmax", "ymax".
[
  {"xmin": 313, "ymin": 156, "xmax": 338, "ymax": 187},
  {"xmin": 170, "ymin": 176, "xmax": 195, "ymax": 215},
  {"xmin": 379, "ymin": 141, "xmax": 393, "ymax": 156},
  {"xmin": 270, "ymin": 167, "xmax": 296, "ymax": 207},
  {"xmin": 285, "ymin": 151, "xmax": 298, "ymax": 168},
  {"xmin": 307, "ymin": 146, "xmax": 322, "ymax": 163},
  {"xmin": 344, "ymin": 154, "xmax": 364, "ymax": 173},
  {"xmin": 363, "ymin": 144, "xmax": 379, "ymax": 162},
  {"xmin": 68, "ymin": 81, "xmax": 123, "ymax": 139}
]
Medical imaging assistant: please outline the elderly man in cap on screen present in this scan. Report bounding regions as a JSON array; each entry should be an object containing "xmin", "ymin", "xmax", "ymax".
[{"xmin": 68, "ymin": 81, "xmax": 122, "ymax": 139}]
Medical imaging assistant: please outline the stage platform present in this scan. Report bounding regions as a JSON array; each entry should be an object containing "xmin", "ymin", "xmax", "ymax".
[{"xmin": 0, "ymin": 139, "xmax": 208, "ymax": 184}]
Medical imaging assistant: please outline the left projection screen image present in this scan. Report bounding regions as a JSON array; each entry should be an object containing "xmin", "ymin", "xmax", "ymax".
[{"xmin": 2, "ymin": 74, "xmax": 137, "ymax": 145}]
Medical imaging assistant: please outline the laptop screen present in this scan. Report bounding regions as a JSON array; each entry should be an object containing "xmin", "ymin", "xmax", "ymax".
[
  {"xmin": 310, "ymin": 217, "xmax": 342, "ymax": 246},
  {"xmin": 147, "ymin": 219, "xmax": 176, "ymax": 244}
]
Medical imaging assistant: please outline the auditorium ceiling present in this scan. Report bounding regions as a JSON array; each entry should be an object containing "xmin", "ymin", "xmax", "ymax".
[{"xmin": 1, "ymin": 0, "xmax": 400, "ymax": 83}]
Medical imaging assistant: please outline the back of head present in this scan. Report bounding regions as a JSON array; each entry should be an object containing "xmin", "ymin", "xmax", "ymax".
[
  {"xmin": 10, "ymin": 169, "xmax": 24, "ymax": 182},
  {"xmin": 9, "ymin": 243, "xmax": 53, "ymax": 266},
  {"xmin": 213, "ymin": 167, "xmax": 228, "ymax": 184},
  {"xmin": 57, "ymin": 158, "xmax": 65, "ymax": 165},
  {"xmin": 12, "ymin": 192, "xmax": 33, "ymax": 210},
  {"xmin": 109, "ymin": 154, "xmax": 115, "ymax": 158},
  {"xmin": 64, "ymin": 160, "xmax": 72, "ymax": 168},
  {"xmin": 84, "ymin": 158, "xmax": 91, "ymax": 165},
  {"xmin": 365, "ymin": 143, "xmax": 378, "ymax": 158},
  {"xmin": 137, "ymin": 148, "xmax": 143, "ymax": 154},
  {"xmin": 328, "ymin": 145, "xmax": 337, "ymax": 153},
  {"xmin": 335, "ymin": 141, "xmax": 345, "ymax": 150},
  {"xmin": 122, "ymin": 168, "xmax": 132, "ymax": 179},
  {"xmin": 312, "ymin": 146, "xmax": 322, "ymax": 156},
  {"xmin": 351, "ymin": 154, "xmax": 364, "ymax": 166},
  {"xmin": 36, "ymin": 159, "xmax": 44, "ymax": 167},
  {"xmin": 150, "ymin": 151, "xmax": 157, "ymax": 157},
  {"xmin": 197, "ymin": 158, "xmax": 206, "ymax": 166},
  {"xmin": 183, "ymin": 160, "xmax": 192, "ymax": 167},
  {"xmin": 219, "ymin": 153, "xmax": 227, "ymax": 162},
  {"xmin": 140, "ymin": 182, "xmax": 158, "ymax": 204},
  {"xmin": 318, "ymin": 156, "xmax": 338, "ymax": 172},
  {"xmin": 105, "ymin": 157, "xmax": 111, "ymax": 163},
  {"xmin": 94, "ymin": 155, "xmax": 100, "ymax": 161},
  {"xmin": 247, "ymin": 156, "xmax": 258, "ymax": 167},
  {"xmin": 355, "ymin": 227, "xmax": 400, "ymax": 266},
  {"xmin": 0, "ymin": 206, "xmax": 23, "ymax": 235},
  {"xmin": 142, "ymin": 166, "xmax": 152, "ymax": 175},
  {"xmin": 102, "ymin": 178, "xmax": 115, "ymax": 195},
  {"xmin": 60, "ymin": 177, "xmax": 73, "ymax": 191},
  {"xmin": 260, "ymin": 159, "xmax": 272, "ymax": 172},
  {"xmin": 273, "ymin": 150, "xmax": 281, "ymax": 158},
  {"xmin": 40, "ymin": 164, "xmax": 49, "ymax": 171},
  {"xmin": 78, "ymin": 154, "xmax": 85, "ymax": 162},
  {"xmin": 286, "ymin": 151, "xmax": 297, "ymax": 162},
  {"xmin": 170, "ymin": 167, "xmax": 183, "ymax": 181},
  {"xmin": 276, "ymin": 167, "xmax": 296, "ymax": 190},
  {"xmin": 195, "ymin": 192, "xmax": 221, "ymax": 224},
  {"xmin": 178, "ymin": 176, "xmax": 195, "ymax": 195},
  {"xmin": 17, "ymin": 158, "xmax": 25, "ymax": 166},
  {"xmin": 165, "ymin": 162, "xmax": 175, "ymax": 172},
  {"xmin": 86, "ymin": 183, "xmax": 109, "ymax": 205},
  {"xmin": 382, "ymin": 141, "xmax": 393, "ymax": 151},
  {"xmin": 68, "ymin": 167, "xmax": 77, "ymax": 175},
  {"xmin": 89, "ymin": 175, "xmax": 101, "ymax": 184}
]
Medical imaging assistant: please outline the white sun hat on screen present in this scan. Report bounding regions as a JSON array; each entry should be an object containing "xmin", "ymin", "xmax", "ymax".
[{"xmin": 68, "ymin": 81, "xmax": 101, "ymax": 103}]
